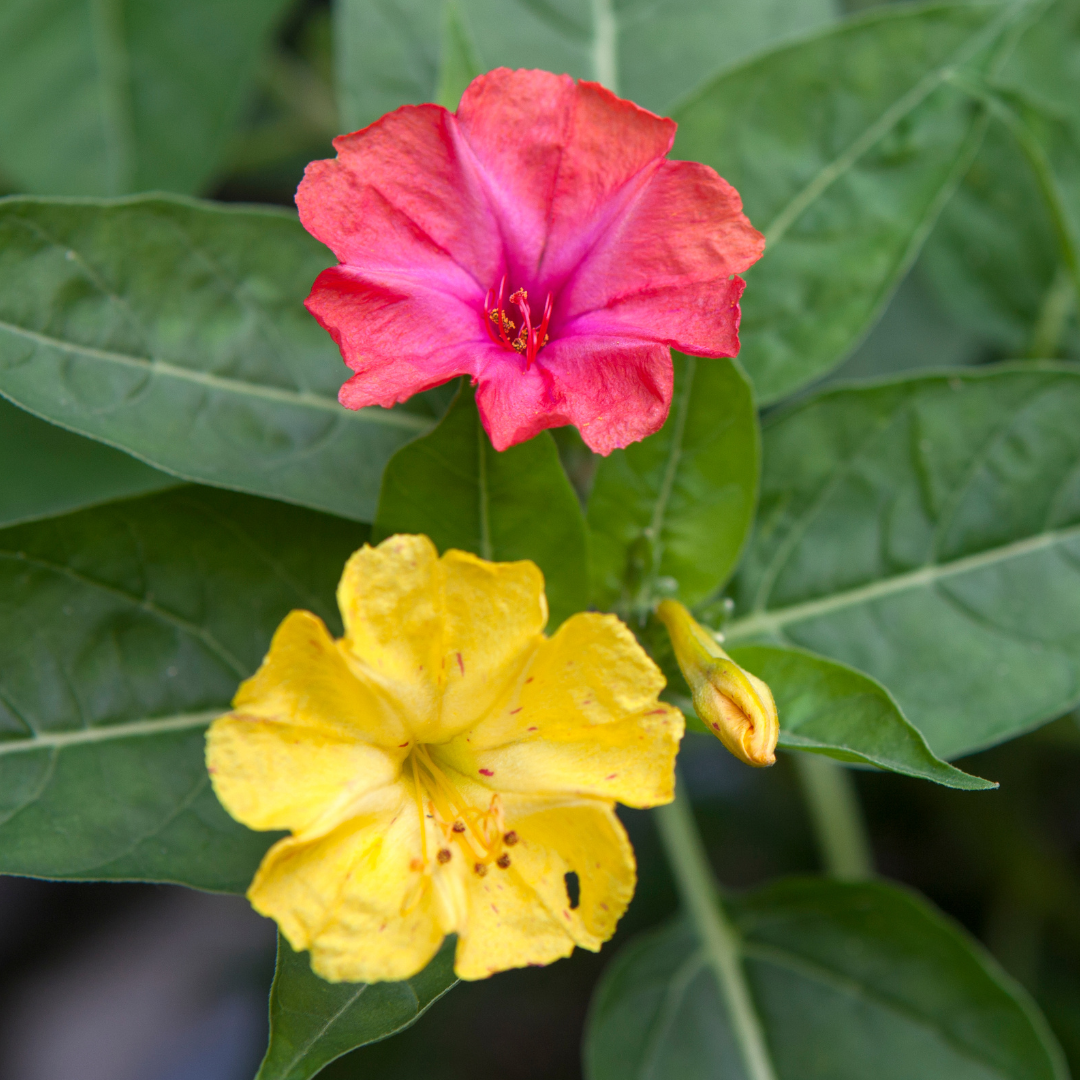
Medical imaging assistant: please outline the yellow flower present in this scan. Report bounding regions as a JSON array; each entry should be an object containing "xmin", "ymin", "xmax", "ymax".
[
  {"xmin": 656, "ymin": 599, "xmax": 778, "ymax": 768},
  {"xmin": 206, "ymin": 535, "xmax": 683, "ymax": 983}
]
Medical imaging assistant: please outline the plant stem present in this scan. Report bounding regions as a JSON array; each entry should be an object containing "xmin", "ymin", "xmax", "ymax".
[
  {"xmin": 654, "ymin": 782, "xmax": 778, "ymax": 1080},
  {"xmin": 794, "ymin": 754, "xmax": 874, "ymax": 880}
]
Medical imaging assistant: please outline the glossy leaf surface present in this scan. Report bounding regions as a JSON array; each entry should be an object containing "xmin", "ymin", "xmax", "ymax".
[
  {"xmin": 0, "ymin": 487, "xmax": 365, "ymax": 890},
  {"xmin": 0, "ymin": 397, "xmax": 178, "ymax": 529},
  {"xmin": 673, "ymin": 3, "xmax": 1018, "ymax": 403},
  {"xmin": 728, "ymin": 366, "xmax": 1080, "ymax": 760},
  {"xmin": 256, "ymin": 936, "xmax": 457, "ymax": 1080},
  {"xmin": 0, "ymin": 196, "xmax": 436, "ymax": 522},
  {"xmin": 0, "ymin": 0, "xmax": 292, "ymax": 195},
  {"xmin": 374, "ymin": 383, "xmax": 589, "ymax": 628},
  {"xmin": 334, "ymin": 0, "xmax": 836, "ymax": 129},
  {"xmin": 729, "ymin": 644, "xmax": 993, "ymax": 789},
  {"xmin": 586, "ymin": 878, "xmax": 1067, "ymax": 1080},
  {"xmin": 588, "ymin": 356, "xmax": 758, "ymax": 617}
]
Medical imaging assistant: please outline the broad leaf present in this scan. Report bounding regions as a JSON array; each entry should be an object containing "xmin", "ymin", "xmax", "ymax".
[
  {"xmin": 673, "ymin": 2, "xmax": 1026, "ymax": 404},
  {"xmin": 0, "ymin": 396, "xmax": 178, "ymax": 529},
  {"xmin": 0, "ymin": 196, "xmax": 436, "ymax": 522},
  {"xmin": 0, "ymin": 486, "xmax": 365, "ymax": 890},
  {"xmin": 585, "ymin": 878, "xmax": 1068, "ymax": 1080},
  {"xmin": 729, "ymin": 644, "xmax": 993, "ymax": 789},
  {"xmin": 333, "ymin": 0, "xmax": 837, "ymax": 129},
  {"xmin": 373, "ymin": 383, "xmax": 589, "ymax": 627},
  {"xmin": 727, "ymin": 365, "xmax": 1080, "ymax": 760},
  {"xmin": 0, "ymin": 0, "xmax": 292, "ymax": 196},
  {"xmin": 256, "ymin": 935, "xmax": 457, "ymax": 1080},
  {"xmin": 588, "ymin": 355, "xmax": 758, "ymax": 617}
]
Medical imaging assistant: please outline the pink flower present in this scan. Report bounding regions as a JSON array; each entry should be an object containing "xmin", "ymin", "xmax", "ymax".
[{"xmin": 297, "ymin": 69, "xmax": 764, "ymax": 454}]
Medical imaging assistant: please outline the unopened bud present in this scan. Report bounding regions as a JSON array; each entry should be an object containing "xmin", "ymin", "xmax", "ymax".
[{"xmin": 656, "ymin": 599, "xmax": 778, "ymax": 767}]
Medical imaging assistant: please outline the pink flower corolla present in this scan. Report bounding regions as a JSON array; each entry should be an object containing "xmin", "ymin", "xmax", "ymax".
[{"xmin": 297, "ymin": 69, "xmax": 765, "ymax": 454}]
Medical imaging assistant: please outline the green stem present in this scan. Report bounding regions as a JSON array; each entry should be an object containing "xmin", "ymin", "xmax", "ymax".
[
  {"xmin": 794, "ymin": 754, "xmax": 874, "ymax": 880},
  {"xmin": 1027, "ymin": 264, "xmax": 1075, "ymax": 358},
  {"xmin": 654, "ymin": 781, "xmax": 778, "ymax": 1080}
]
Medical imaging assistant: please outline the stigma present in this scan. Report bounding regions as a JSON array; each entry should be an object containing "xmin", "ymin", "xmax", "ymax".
[{"xmin": 484, "ymin": 275, "xmax": 552, "ymax": 368}]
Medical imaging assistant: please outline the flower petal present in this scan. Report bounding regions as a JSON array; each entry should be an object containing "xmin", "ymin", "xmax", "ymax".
[
  {"xmin": 474, "ymin": 337, "xmax": 672, "ymax": 455},
  {"xmin": 248, "ymin": 783, "xmax": 448, "ymax": 983},
  {"xmin": 338, "ymin": 536, "xmax": 547, "ymax": 742},
  {"xmin": 557, "ymin": 160, "xmax": 765, "ymax": 356},
  {"xmin": 456, "ymin": 69, "xmax": 676, "ymax": 288},
  {"xmin": 440, "ymin": 613, "xmax": 683, "ymax": 806},
  {"xmin": 297, "ymin": 102, "xmax": 501, "ymax": 284},
  {"xmin": 454, "ymin": 796, "xmax": 635, "ymax": 979},
  {"xmin": 206, "ymin": 610, "xmax": 407, "ymax": 833},
  {"xmin": 306, "ymin": 266, "xmax": 497, "ymax": 410}
]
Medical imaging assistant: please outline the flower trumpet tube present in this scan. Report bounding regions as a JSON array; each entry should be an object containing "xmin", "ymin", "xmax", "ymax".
[
  {"xmin": 206, "ymin": 535, "xmax": 683, "ymax": 983},
  {"xmin": 656, "ymin": 599, "xmax": 777, "ymax": 767}
]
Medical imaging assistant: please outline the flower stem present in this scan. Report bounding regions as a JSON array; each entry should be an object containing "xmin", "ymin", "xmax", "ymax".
[
  {"xmin": 653, "ymin": 781, "xmax": 778, "ymax": 1080},
  {"xmin": 794, "ymin": 754, "xmax": 874, "ymax": 880}
]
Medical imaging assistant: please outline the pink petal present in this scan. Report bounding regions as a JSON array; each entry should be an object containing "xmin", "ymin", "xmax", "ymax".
[
  {"xmin": 475, "ymin": 336, "xmax": 673, "ymax": 455},
  {"xmin": 297, "ymin": 103, "xmax": 502, "ymax": 286},
  {"xmin": 456, "ymin": 69, "xmax": 676, "ymax": 287},
  {"xmin": 556, "ymin": 160, "xmax": 765, "ymax": 356},
  {"xmin": 306, "ymin": 267, "xmax": 499, "ymax": 409}
]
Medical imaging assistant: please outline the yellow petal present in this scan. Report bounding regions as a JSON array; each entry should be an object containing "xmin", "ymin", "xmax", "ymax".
[
  {"xmin": 207, "ymin": 610, "xmax": 407, "ymax": 832},
  {"xmin": 337, "ymin": 535, "xmax": 547, "ymax": 742},
  {"xmin": 248, "ymin": 783, "xmax": 447, "ymax": 984},
  {"xmin": 438, "ymin": 613, "xmax": 683, "ymax": 807},
  {"xmin": 454, "ymin": 796, "xmax": 636, "ymax": 980},
  {"xmin": 233, "ymin": 609, "xmax": 406, "ymax": 747}
]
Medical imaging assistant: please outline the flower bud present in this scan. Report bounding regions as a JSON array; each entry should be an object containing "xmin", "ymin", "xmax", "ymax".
[{"xmin": 656, "ymin": 599, "xmax": 778, "ymax": 767}]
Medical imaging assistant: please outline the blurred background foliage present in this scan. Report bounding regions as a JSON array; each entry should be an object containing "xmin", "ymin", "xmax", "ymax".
[{"xmin": 0, "ymin": 0, "xmax": 1079, "ymax": 1078}]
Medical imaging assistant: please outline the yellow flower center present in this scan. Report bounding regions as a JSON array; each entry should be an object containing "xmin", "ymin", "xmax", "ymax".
[{"xmin": 408, "ymin": 744, "xmax": 517, "ymax": 878}]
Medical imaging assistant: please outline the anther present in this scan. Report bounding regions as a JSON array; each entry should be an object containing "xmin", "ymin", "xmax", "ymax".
[
  {"xmin": 503, "ymin": 831, "xmax": 518, "ymax": 846},
  {"xmin": 437, "ymin": 848, "xmax": 452, "ymax": 864},
  {"xmin": 452, "ymin": 821, "xmax": 466, "ymax": 833},
  {"xmin": 497, "ymin": 853, "xmax": 511, "ymax": 869},
  {"xmin": 474, "ymin": 862, "xmax": 488, "ymax": 877}
]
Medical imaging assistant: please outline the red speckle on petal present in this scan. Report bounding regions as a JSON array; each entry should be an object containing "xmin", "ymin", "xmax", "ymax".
[
  {"xmin": 525, "ymin": 677, "xmax": 534, "ymax": 684},
  {"xmin": 479, "ymin": 768, "xmax": 494, "ymax": 777},
  {"xmin": 646, "ymin": 708, "xmax": 668, "ymax": 715},
  {"xmin": 509, "ymin": 707, "xmax": 522, "ymax": 714},
  {"xmin": 527, "ymin": 726, "xmax": 538, "ymax": 732},
  {"xmin": 456, "ymin": 652, "xmax": 465, "ymax": 675},
  {"xmin": 605, "ymin": 774, "xmax": 618, "ymax": 780},
  {"xmin": 399, "ymin": 742, "xmax": 410, "ymax": 748}
]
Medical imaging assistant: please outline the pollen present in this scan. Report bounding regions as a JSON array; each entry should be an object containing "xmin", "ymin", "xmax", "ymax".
[
  {"xmin": 497, "ymin": 853, "xmax": 511, "ymax": 869},
  {"xmin": 484, "ymin": 276, "xmax": 553, "ymax": 368},
  {"xmin": 437, "ymin": 848, "xmax": 452, "ymax": 864},
  {"xmin": 474, "ymin": 862, "xmax": 488, "ymax": 876},
  {"xmin": 503, "ymin": 831, "xmax": 518, "ymax": 846}
]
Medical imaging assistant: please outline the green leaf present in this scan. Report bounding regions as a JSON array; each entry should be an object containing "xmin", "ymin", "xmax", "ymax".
[
  {"xmin": 921, "ymin": 114, "xmax": 1070, "ymax": 358},
  {"xmin": 0, "ymin": 396, "xmax": 179, "ymax": 529},
  {"xmin": 672, "ymin": 2, "xmax": 1026, "ymax": 404},
  {"xmin": 333, "ymin": 0, "xmax": 837, "ymax": 129},
  {"xmin": 0, "ymin": 486, "xmax": 366, "ymax": 891},
  {"xmin": 256, "ymin": 935, "xmax": 457, "ymax": 1080},
  {"xmin": 585, "ymin": 878, "xmax": 1068, "ymax": 1080},
  {"xmin": 0, "ymin": 195, "xmax": 436, "ymax": 522},
  {"xmin": 728, "ymin": 644, "xmax": 993, "ymax": 789},
  {"xmin": 727, "ymin": 365, "xmax": 1080, "ymax": 761},
  {"xmin": 373, "ymin": 383, "xmax": 589, "ymax": 628},
  {"xmin": 0, "ymin": 0, "xmax": 293, "ymax": 196},
  {"xmin": 587, "ymin": 355, "xmax": 758, "ymax": 617}
]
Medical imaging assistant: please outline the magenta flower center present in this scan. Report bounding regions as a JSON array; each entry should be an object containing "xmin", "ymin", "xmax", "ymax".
[{"xmin": 484, "ymin": 275, "xmax": 554, "ymax": 369}]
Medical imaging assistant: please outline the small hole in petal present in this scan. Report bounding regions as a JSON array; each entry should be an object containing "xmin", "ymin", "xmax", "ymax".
[{"xmin": 564, "ymin": 871, "xmax": 580, "ymax": 910}]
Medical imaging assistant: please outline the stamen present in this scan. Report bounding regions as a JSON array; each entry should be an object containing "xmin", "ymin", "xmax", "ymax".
[
  {"xmin": 483, "ymin": 282, "xmax": 554, "ymax": 366},
  {"xmin": 497, "ymin": 853, "xmax": 511, "ymax": 869}
]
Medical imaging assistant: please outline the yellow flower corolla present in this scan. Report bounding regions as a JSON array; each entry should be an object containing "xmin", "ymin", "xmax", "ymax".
[
  {"xmin": 656, "ymin": 599, "xmax": 778, "ymax": 768},
  {"xmin": 206, "ymin": 535, "xmax": 683, "ymax": 983}
]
